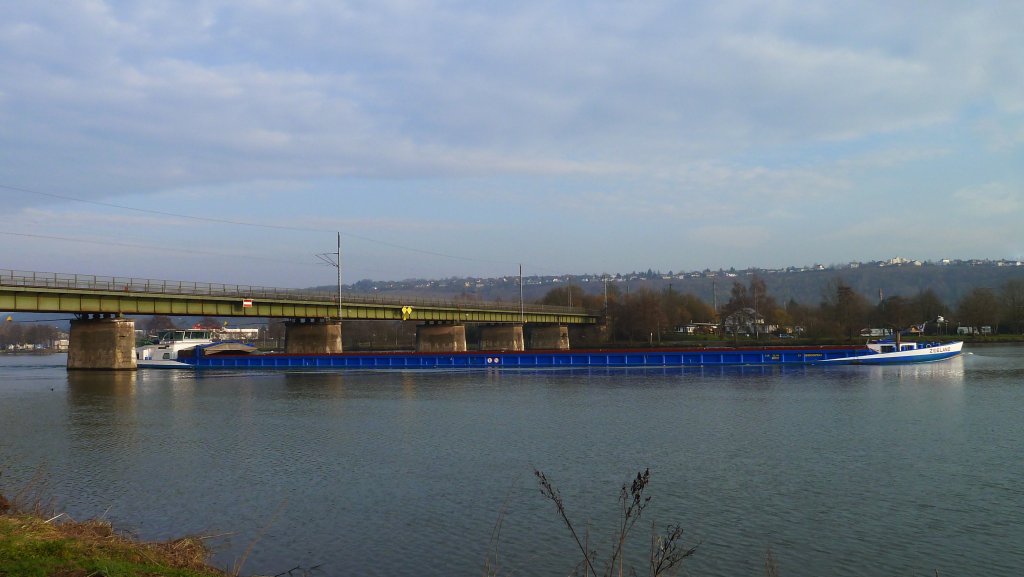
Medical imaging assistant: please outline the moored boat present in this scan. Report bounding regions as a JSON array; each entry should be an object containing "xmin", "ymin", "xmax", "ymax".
[{"xmin": 137, "ymin": 329, "xmax": 257, "ymax": 368}]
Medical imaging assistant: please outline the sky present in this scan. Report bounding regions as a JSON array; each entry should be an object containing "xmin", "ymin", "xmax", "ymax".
[{"xmin": 2, "ymin": 1, "xmax": 1023, "ymax": 288}]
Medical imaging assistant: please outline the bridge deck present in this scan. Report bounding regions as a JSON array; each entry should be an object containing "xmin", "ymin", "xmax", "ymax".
[{"xmin": 0, "ymin": 269, "xmax": 599, "ymax": 324}]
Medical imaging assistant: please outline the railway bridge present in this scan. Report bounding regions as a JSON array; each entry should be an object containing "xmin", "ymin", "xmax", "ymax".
[{"xmin": 1, "ymin": 269, "xmax": 601, "ymax": 370}]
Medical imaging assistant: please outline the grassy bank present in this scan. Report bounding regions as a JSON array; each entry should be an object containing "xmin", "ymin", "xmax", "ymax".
[{"xmin": 0, "ymin": 494, "xmax": 228, "ymax": 577}]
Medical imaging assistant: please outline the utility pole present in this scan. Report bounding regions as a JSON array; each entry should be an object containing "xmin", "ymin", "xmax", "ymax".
[
  {"xmin": 519, "ymin": 264, "xmax": 524, "ymax": 324},
  {"xmin": 336, "ymin": 232, "xmax": 342, "ymax": 321},
  {"xmin": 315, "ymin": 232, "xmax": 343, "ymax": 322},
  {"xmin": 603, "ymin": 276, "xmax": 608, "ymax": 311},
  {"xmin": 713, "ymin": 279, "xmax": 720, "ymax": 337},
  {"xmin": 753, "ymin": 282, "xmax": 758, "ymax": 341}
]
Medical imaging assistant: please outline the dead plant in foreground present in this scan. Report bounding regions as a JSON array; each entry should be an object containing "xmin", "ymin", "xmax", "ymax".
[
  {"xmin": 1, "ymin": 466, "xmax": 56, "ymax": 517},
  {"xmin": 534, "ymin": 468, "xmax": 698, "ymax": 577}
]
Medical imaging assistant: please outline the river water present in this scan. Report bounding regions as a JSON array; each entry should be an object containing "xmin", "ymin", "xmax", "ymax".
[{"xmin": 1, "ymin": 346, "xmax": 1022, "ymax": 576}]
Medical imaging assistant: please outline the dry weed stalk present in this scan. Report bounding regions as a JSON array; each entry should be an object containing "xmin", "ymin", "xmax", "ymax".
[
  {"xmin": 534, "ymin": 468, "xmax": 698, "ymax": 577},
  {"xmin": 3, "ymin": 466, "xmax": 56, "ymax": 517},
  {"xmin": 482, "ymin": 490, "xmax": 514, "ymax": 577},
  {"xmin": 230, "ymin": 497, "xmax": 288, "ymax": 577}
]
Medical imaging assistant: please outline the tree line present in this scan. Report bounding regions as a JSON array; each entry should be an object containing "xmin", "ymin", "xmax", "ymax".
[
  {"xmin": 0, "ymin": 322, "xmax": 61, "ymax": 349},
  {"xmin": 538, "ymin": 276, "xmax": 1024, "ymax": 342}
]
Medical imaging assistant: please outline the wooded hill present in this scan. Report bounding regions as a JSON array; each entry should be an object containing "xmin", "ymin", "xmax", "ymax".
[
  {"xmin": 339, "ymin": 263, "xmax": 1024, "ymax": 311},
  {"xmin": 633, "ymin": 264, "xmax": 1024, "ymax": 309}
]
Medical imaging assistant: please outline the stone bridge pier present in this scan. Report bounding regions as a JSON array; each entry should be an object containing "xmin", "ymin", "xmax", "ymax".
[
  {"xmin": 528, "ymin": 325, "xmax": 570, "ymax": 350},
  {"xmin": 478, "ymin": 324, "xmax": 525, "ymax": 351},
  {"xmin": 415, "ymin": 323, "xmax": 467, "ymax": 352},
  {"xmin": 285, "ymin": 319, "xmax": 343, "ymax": 354},
  {"xmin": 67, "ymin": 314, "xmax": 137, "ymax": 370},
  {"xmin": 414, "ymin": 323, "xmax": 570, "ymax": 352}
]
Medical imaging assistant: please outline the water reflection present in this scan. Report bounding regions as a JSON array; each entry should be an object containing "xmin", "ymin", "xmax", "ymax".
[
  {"xmin": 64, "ymin": 370, "xmax": 141, "ymax": 465},
  {"xmin": 375, "ymin": 364, "xmax": 816, "ymax": 379},
  {"xmin": 855, "ymin": 355, "xmax": 967, "ymax": 386},
  {"xmin": 282, "ymin": 371, "xmax": 348, "ymax": 397},
  {"xmin": 136, "ymin": 369, "xmax": 200, "ymax": 411},
  {"xmin": 66, "ymin": 370, "xmax": 138, "ymax": 403},
  {"xmin": 804, "ymin": 356, "xmax": 966, "ymax": 388},
  {"xmin": 894, "ymin": 355, "xmax": 966, "ymax": 382},
  {"xmin": 401, "ymin": 372, "xmax": 417, "ymax": 399}
]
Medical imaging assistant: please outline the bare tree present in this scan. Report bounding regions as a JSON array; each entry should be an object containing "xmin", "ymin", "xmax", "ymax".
[
  {"xmin": 138, "ymin": 315, "xmax": 178, "ymax": 333},
  {"xmin": 1001, "ymin": 278, "xmax": 1024, "ymax": 334},
  {"xmin": 956, "ymin": 288, "xmax": 1000, "ymax": 333},
  {"xmin": 820, "ymin": 279, "xmax": 869, "ymax": 339}
]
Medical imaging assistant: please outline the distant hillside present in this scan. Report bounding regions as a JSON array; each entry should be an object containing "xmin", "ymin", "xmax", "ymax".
[
  {"xmin": 329, "ymin": 263, "xmax": 1024, "ymax": 310},
  {"xmin": 653, "ymin": 264, "xmax": 1024, "ymax": 308}
]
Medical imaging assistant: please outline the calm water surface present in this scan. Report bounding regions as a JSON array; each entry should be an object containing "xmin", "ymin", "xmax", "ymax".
[{"xmin": 2, "ymin": 346, "xmax": 1023, "ymax": 576}]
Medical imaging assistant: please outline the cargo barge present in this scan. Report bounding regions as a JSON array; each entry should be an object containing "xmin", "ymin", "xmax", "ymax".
[{"xmin": 159, "ymin": 341, "xmax": 962, "ymax": 370}]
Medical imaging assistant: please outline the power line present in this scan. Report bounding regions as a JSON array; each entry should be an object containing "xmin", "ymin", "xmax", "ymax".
[
  {"xmin": 0, "ymin": 228, "xmax": 552, "ymax": 280},
  {"xmin": 1, "ymin": 183, "xmax": 523, "ymax": 266},
  {"xmin": 1, "ymin": 183, "xmax": 315, "ymax": 232},
  {"xmin": 0, "ymin": 230, "xmax": 321, "ymax": 267}
]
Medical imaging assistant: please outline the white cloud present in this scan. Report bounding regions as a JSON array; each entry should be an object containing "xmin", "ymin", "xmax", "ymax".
[
  {"xmin": 3, "ymin": 1, "xmax": 1020, "ymax": 193},
  {"xmin": 2, "ymin": 1, "xmax": 1024, "ymax": 280},
  {"xmin": 952, "ymin": 182, "xmax": 1023, "ymax": 216}
]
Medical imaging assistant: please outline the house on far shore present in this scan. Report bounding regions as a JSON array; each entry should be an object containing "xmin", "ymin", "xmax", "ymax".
[
  {"xmin": 676, "ymin": 322, "xmax": 720, "ymax": 335},
  {"xmin": 722, "ymin": 308, "xmax": 776, "ymax": 336}
]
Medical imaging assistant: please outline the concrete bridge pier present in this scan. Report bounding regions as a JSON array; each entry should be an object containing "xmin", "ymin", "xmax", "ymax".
[
  {"xmin": 528, "ymin": 325, "xmax": 570, "ymax": 350},
  {"xmin": 415, "ymin": 323, "xmax": 467, "ymax": 352},
  {"xmin": 67, "ymin": 314, "xmax": 137, "ymax": 370},
  {"xmin": 479, "ymin": 324, "xmax": 524, "ymax": 351},
  {"xmin": 285, "ymin": 319, "xmax": 343, "ymax": 354}
]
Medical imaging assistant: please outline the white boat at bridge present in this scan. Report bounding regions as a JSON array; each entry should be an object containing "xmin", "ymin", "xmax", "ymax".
[{"xmin": 137, "ymin": 329, "xmax": 256, "ymax": 368}]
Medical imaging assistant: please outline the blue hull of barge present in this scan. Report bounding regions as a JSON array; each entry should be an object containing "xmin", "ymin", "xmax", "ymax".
[{"xmin": 183, "ymin": 347, "xmax": 876, "ymax": 370}]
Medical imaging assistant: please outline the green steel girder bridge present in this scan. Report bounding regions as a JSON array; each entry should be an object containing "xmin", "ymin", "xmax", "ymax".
[{"xmin": 0, "ymin": 269, "xmax": 600, "ymax": 325}]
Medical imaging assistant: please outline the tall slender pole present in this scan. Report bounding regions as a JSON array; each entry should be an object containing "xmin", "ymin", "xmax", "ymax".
[
  {"xmin": 519, "ymin": 264, "xmax": 524, "ymax": 324},
  {"xmin": 603, "ymin": 276, "xmax": 608, "ymax": 311},
  {"xmin": 753, "ymin": 283, "xmax": 758, "ymax": 341},
  {"xmin": 713, "ymin": 279, "xmax": 719, "ymax": 336},
  {"xmin": 314, "ymin": 235, "xmax": 343, "ymax": 323},
  {"xmin": 337, "ymin": 232, "xmax": 342, "ymax": 322}
]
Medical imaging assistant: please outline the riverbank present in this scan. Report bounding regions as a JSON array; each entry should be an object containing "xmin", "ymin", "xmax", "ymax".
[
  {"xmin": 643, "ymin": 334, "xmax": 1024, "ymax": 347},
  {"xmin": 0, "ymin": 495, "xmax": 230, "ymax": 577}
]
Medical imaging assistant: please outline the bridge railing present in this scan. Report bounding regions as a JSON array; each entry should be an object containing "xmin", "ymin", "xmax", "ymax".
[{"xmin": 0, "ymin": 269, "xmax": 596, "ymax": 316}]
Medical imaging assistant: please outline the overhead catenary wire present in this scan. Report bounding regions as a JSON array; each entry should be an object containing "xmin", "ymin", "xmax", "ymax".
[
  {"xmin": 0, "ymin": 182, "xmax": 561, "ymax": 270},
  {"xmin": 0, "ymin": 230, "xmax": 415, "ymax": 280},
  {"xmin": 0, "ymin": 230, "xmax": 321, "ymax": 267}
]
